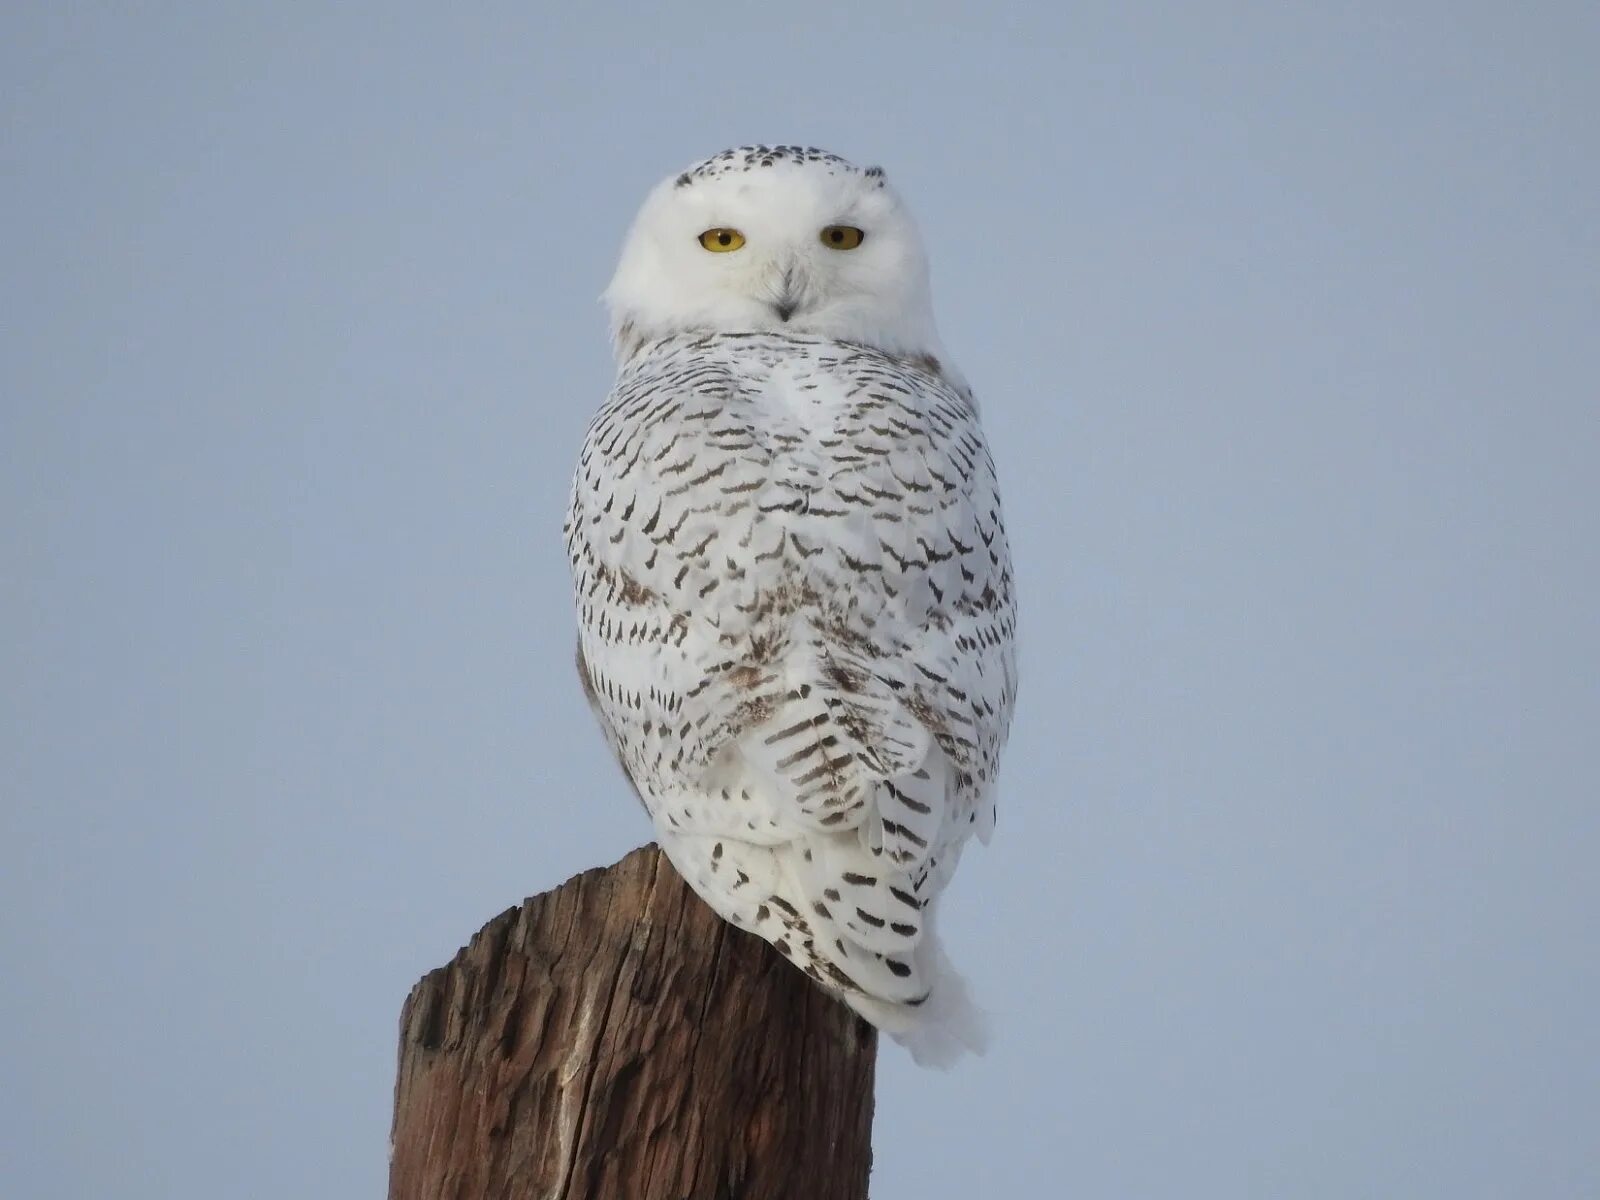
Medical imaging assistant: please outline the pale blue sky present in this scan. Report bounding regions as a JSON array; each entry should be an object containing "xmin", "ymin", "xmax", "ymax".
[{"xmin": 3, "ymin": 4, "xmax": 1597, "ymax": 1197}]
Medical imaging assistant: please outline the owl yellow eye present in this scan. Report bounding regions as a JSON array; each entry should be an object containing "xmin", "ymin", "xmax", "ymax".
[
  {"xmin": 698, "ymin": 228, "xmax": 746, "ymax": 252},
  {"xmin": 820, "ymin": 225, "xmax": 865, "ymax": 250}
]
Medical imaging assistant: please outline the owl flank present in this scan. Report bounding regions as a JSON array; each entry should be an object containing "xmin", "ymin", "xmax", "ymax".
[{"xmin": 565, "ymin": 145, "xmax": 1017, "ymax": 1066}]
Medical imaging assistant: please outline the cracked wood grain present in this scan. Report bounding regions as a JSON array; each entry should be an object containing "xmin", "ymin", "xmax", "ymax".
[{"xmin": 388, "ymin": 844, "xmax": 877, "ymax": 1200}]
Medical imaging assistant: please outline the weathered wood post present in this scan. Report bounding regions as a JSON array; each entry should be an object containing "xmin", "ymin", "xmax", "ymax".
[{"xmin": 388, "ymin": 845, "xmax": 877, "ymax": 1200}]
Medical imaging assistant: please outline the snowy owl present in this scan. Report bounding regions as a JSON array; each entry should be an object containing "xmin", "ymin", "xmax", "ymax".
[{"xmin": 565, "ymin": 145, "xmax": 1017, "ymax": 1065}]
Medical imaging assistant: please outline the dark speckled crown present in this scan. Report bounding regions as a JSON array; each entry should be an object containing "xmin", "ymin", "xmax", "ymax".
[{"xmin": 675, "ymin": 145, "xmax": 885, "ymax": 188}]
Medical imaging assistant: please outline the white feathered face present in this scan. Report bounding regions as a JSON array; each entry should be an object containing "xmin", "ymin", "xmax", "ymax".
[{"xmin": 605, "ymin": 146, "xmax": 942, "ymax": 359}]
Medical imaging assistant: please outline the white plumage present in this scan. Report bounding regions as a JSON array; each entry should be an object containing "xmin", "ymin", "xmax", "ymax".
[{"xmin": 565, "ymin": 146, "xmax": 1017, "ymax": 1065}]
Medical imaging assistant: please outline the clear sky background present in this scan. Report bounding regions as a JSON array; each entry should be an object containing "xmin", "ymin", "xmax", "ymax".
[{"xmin": 3, "ymin": 4, "xmax": 1596, "ymax": 1197}]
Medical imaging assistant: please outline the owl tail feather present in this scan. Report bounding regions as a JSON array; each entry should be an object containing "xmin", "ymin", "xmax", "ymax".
[{"xmin": 842, "ymin": 924, "xmax": 989, "ymax": 1069}]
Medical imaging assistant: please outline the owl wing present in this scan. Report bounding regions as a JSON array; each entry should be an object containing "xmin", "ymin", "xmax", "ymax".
[
  {"xmin": 567, "ymin": 337, "xmax": 1016, "ymax": 1041},
  {"xmin": 716, "ymin": 355, "xmax": 1016, "ymax": 977}
]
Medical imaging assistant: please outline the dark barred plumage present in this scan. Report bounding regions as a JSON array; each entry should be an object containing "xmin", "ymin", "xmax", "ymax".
[{"xmin": 565, "ymin": 329, "xmax": 1017, "ymax": 1049}]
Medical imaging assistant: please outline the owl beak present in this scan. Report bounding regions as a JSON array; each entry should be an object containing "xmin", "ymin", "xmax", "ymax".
[{"xmin": 770, "ymin": 261, "xmax": 805, "ymax": 322}]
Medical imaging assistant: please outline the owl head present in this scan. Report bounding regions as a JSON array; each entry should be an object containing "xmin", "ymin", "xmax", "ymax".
[{"xmin": 605, "ymin": 146, "xmax": 942, "ymax": 361}]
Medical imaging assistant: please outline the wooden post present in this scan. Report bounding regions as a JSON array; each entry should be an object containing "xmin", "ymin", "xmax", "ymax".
[{"xmin": 388, "ymin": 844, "xmax": 877, "ymax": 1200}]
